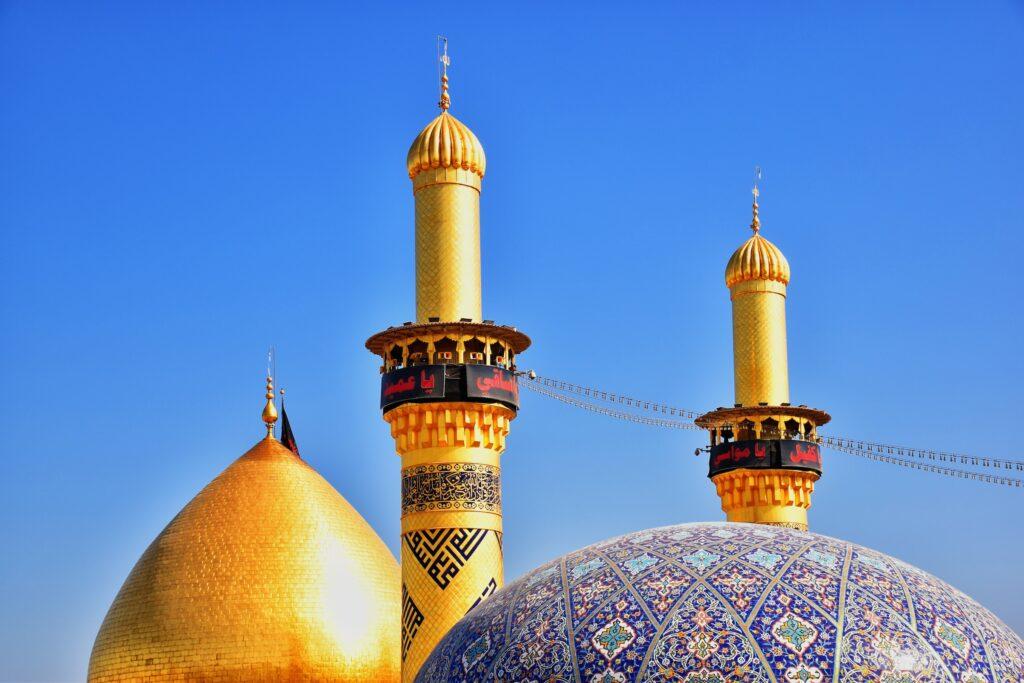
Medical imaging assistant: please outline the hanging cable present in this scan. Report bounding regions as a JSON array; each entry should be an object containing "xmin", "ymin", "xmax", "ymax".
[
  {"xmin": 523, "ymin": 375, "xmax": 1021, "ymax": 489},
  {"xmin": 520, "ymin": 370, "xmax": 1024, "ymax": 473},
  {"xmin": 820, "ymin": 436, "xmax": 1024, "ymax": 472},
  {"xmin": 526, "ymin": 373, "xmax": 707, "ymax": 419},
  {"xmin": 828, "ymin": 443, "xmax": 1023, "ymax": 488},
  {"xmin": 521, "ymin": 377, "xmax": 703, "ymax": 431}
]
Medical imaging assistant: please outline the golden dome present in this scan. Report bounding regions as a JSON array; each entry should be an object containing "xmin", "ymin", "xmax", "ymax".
[
  {"xmin": 88, "ymin": 436, "xmax": 401, "ymax": 682},
  {"xmin": 725, "ymin": 232, "xmax": 791, "ymax": 288},
  {"xmin": 406, "ymin": 110, "xmax": 486, "ymax": 180}
]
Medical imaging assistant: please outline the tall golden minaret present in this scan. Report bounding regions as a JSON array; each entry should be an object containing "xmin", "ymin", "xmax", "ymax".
[
  {"xmin": 366, "ymin": 41, "xmax": 529, "ymax": 683},
  {"xmin": 696, "ymin": 178, "xmax": 830, "ymax": 531}
]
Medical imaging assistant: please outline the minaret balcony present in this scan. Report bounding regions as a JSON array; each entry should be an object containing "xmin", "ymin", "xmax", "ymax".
[
  {"xmin": 367, "ymin": 320, "xmax": 530, "ymax": 413},
  {"xmin": 696, "ymin": 404, "xmax": 831, "ymax": 478}
]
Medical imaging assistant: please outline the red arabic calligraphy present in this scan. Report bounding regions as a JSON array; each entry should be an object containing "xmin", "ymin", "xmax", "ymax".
[
  {"xmin": 713, "ymin": 444, "xmax": 748, "ymax": 467},
  {"xmin": 712, "ymin": 441, "xmax": 771, "ymax": 467},
  {"xmin": 475, "ymin": 369, "xmax": 517, "ymax": 398},
  {"xmin": 790, "ymin": 443, "xmax": 820, "ymax": 465},
  {"xmin": 383, "ymin": 376, "xmax": 416, "ymax": 397},
  {"xmin": 383, "ymin": 369, "xmax": 440, "ymax": 397}
]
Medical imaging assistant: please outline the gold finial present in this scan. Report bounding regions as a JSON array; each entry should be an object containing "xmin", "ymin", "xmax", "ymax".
[
  {"xmin": 750, "ymin": 166, "xmax": 762, "ymax": 233},
  {"xmin": 262, "ymin": 375, "xmax": 278, "ymax": 438},
  {"xmin": 438, "ymin": 35, "xmax": 451, "ymax": 111}
]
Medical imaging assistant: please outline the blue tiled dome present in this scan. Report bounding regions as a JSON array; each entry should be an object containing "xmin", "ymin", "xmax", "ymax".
[{"xmin": 417, "ymin": 523, "xmax": 1024, "ymax": 682}]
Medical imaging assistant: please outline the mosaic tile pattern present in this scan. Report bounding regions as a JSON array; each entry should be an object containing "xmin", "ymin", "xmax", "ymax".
[{"xmin": 417, "ymin": 523, "xmax": 1024, "ymax": 682}]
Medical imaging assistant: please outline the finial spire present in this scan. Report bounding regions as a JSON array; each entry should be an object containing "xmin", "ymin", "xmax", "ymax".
[
  {"xmin": 750, "ymin": 166, "xmax": 762, "ymax": 234},
  {"xmin": 262, "ymin": 350, "xmax": 278, "ymax": 438},
  {"xmin": 438, "ymin": 36, "xmax": 451, "ymax": 111},
  {"xmin": 262, "ymin": 375, "xmax": 278, "ymax": 437}
]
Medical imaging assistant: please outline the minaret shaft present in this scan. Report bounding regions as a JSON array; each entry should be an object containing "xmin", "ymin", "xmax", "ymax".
[
  {"xmin": 398, "ymin": 164, "xmax": 498, "ymax": 682},
  {"xmin": 731, "ymin": 281, "xmax": 789, "ymax": 406},
  {"xmin": 415, "ymin": 181, "xmax": 482, "ymax": 322}
]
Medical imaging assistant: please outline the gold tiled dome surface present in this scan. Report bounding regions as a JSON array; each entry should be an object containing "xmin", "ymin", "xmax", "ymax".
[
  {"xmin": 725, "ymin": 233, "xmax": 791, "ymax": 287},
  {"xmin": 88, "ymin": 437, "xmax": 401, "ymax": 682}
]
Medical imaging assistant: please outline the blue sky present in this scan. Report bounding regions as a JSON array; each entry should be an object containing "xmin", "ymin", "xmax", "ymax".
[{"xmin": 2, "ymin": 2, "xmax": 1022, "ymax": 680}]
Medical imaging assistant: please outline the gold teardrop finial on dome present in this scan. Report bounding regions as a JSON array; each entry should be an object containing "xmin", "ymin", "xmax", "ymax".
[
  {"xmin": 262, "ymin": 375, "xmax": 278, "ymax": 438},
  {"xmin": 440, "ymin": 74, "xmax": 451, "ymax": 111}
]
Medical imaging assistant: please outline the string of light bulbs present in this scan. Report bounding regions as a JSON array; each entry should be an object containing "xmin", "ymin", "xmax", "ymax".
[
  {"xmin": 828, "ymin": 443, "xmax": 1023, "ymax": 488},
  {"xmin": 526, "ymin": 373, "xmax": 706, "ymax": 419},
  {"xmin": 818, "ymin": 436, "xmax": 1024, "ymax": 472},
  {"xmin": 519, "ymin": 371, "xmax": 1024, "ymax": 483},
  {"xmin": 521, "ymin": 378, "xmax": 703, "ymax": 431}
]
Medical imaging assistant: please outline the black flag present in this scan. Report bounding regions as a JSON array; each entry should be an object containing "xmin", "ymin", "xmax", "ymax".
[{"xmin": 280, "ymin": 398, "xmax": 300, "ymax": 457}]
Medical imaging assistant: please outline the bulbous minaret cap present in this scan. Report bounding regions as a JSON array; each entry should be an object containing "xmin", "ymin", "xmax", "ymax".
[
  {"xmin": 406, "ymin": 51, "xmax": 486, "ymax": 181},
  {"xmin": 725, "ymin": 194, "xmax": 790, "ymax": 288},
  {"xmin": 406, "ymin": 110, "xmax": 486, "ymax": 180}
]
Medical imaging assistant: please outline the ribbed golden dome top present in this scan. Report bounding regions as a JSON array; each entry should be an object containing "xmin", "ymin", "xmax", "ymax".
[
  {"xmin": 725, "ymin": 196, "xmax": 790, "ymax": 287},
  {"xmin": 725, "ymin": 233, "xmax": 791, "ymax": 287},
  {"xmin": 406, "ymin": 110, "xmax": 486, "ymax": 180},
  {"xmin": 88, "ymin": 436, "xmax": 401, "ymax": 682}
]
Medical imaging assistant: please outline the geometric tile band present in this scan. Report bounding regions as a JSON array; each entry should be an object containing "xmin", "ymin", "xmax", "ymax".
[
  {"xmin": 401, "ymin": 584, "xmax": 424, "ymax": 663},
  {"xmin": 403, "ymin": 528, "xmax": 489, "ymax": 590},
  {"xmin": 401, "ymin": 463, "xmax": 501, "ymax": 515}
]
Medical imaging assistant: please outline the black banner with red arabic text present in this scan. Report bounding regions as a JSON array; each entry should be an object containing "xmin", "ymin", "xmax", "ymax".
[
  {"xmin": 379, "ymin": 364, "xmax": 519, "ymax": 411},
  {"xmin": 380, "ymin": 366, "xmax": 445, "ymax": 409},
  {"xmin": 708, "ymin": 439, "xmax": 822, "ymax": 477}
]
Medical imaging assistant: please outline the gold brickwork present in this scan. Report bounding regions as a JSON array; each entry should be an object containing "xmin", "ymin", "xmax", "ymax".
[
  {"xmin": 88, "ymin": 437, "xmax": 401, "ymax": 682},
  {"xmin": 730, "ymin": 278, "xmax": 790, "ymax": 407},
  {"xmin": 399, "ymin": 528, "xmax": 503, "ymax": 682},
  {"xmin": 711, "ymin": 467, "xmax": 818, "ymax": 531},
  {"xmin": 415, "ymin": 182, "xmax": 482, "ymax": 323},
  {"xmin": 401, "ymin": 508, "xmax": 502, "ymax": 535}
]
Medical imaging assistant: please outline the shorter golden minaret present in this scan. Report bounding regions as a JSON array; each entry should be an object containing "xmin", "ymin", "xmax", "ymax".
[{"xmin": 696, "ymin": 177, "xmax": 830, "ymax": 531}]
